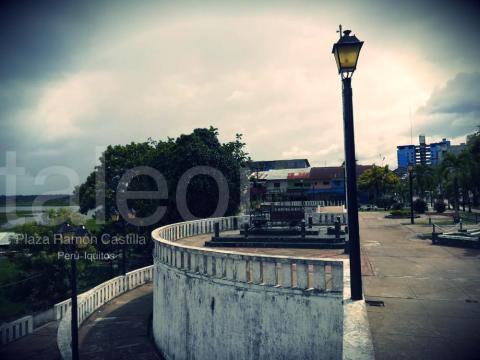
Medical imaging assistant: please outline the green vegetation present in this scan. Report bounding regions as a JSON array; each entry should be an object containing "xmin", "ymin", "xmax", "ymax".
[
  {"xmin": 75, "ymin": 127, "xmax": 248, "ymax": 259},
  {"xmin": 389, "ymin": 209, "xmax": 410, "ymax": 217},
  {"xmin": 1, "ymin": 218, "xmax": 114, "ymax": 322},
  {"xmin": 357, "ymin": 129, "xmax": 480, "ymax": 217},
  {"xmin": 434, "ymin": 201, "xmax": 446, "ymax": 213},
  {"xmin": 413, "ymin": 198, "xmax": 427, "ymax": 214},
  {"xmin": 358, "ymin": 165, "xmax": 399, "ymax": 207},
  {"xmin": 411, "ymin": 129, "xmax": 480, "ymax": 217},
  {"xmin": 1, "ymin": 128, "xmax": 249, "ymax": 321}
]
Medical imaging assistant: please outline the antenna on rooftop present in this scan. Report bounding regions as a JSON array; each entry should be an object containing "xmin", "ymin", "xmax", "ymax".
[{"xmin": 409, "ymin": 106, "xmax": 413, "ymax": 145}]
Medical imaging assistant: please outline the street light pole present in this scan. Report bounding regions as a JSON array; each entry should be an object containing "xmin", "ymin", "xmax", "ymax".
[
  {"xmin": 59, "ymin": 222, "xmax": 79, "ymax": 360},
  {"xmin": 332, "ymin": 26, "xmax": 364, "ymax": 301},
  {"xmin": 408, "ymin": 165, "xmax": 414, "ymax": 224},
  {"xmin": 342, "ymin": 77, "xmax": 363, "ymax": 301},
  {"xmin": 70, "ymin": 240, "xmax": 79, "ymax": 360}
]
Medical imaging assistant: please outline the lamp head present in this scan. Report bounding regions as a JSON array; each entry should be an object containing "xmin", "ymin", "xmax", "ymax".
[{"xmin": 332, "ymin": 27, "xmax": 364, "ymax": 78}]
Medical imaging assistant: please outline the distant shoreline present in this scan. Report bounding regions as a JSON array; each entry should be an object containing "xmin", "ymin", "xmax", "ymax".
[{"xmin": 0, "ymin": 195, "xmax": 76, "ymax": 207}]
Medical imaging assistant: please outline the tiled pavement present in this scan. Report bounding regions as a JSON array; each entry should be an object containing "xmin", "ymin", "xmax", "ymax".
[
  {"xmin": 0, "ymin": 320, "xmax": 60, "ymax": 360},
  {"xmin": 360, "ymin": 212, "xmax": 480, "ymax": 360},
  {"xmin": 78, "ymin": 283, "xmax": 160, "ymax": 360}
]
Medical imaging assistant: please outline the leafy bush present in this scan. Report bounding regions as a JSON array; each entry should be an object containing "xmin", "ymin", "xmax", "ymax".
[
  {"xmin": 391, "ymin": 202, "xmax": 404, "ymax": 211},
  {"xmin": 375, "ymin": 197, "xmax": 396, "ymax": 209},
  {"xmin": 413, "ymin": 198, "xmax": 427, "ymax": 213},
  {"xmin": 390, "ymin": 209, "xmax": 410, "ymax": 217},
  {"xmin": 434, "ymin": 201, "xmax": 446, "ymax": 213}
]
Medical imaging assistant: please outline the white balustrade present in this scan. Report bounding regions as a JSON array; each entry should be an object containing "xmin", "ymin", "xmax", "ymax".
[
  {"xmin": 0, "ymin": 315, "xmax": 34, "ymax": 345},
  {"xmin": 56, "ymin": 265, "xmax": 153, "ymax": 359},
  {"xmin": 152, "ymin": 216, "xmax": 344, "ymax": 294}
]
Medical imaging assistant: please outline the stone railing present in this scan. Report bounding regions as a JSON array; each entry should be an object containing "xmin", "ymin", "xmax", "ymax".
[
  {"xmin": 152, "ymin": 215, "xmax": 345, "ymax": 359},
  {"xmin": 57, "ymin": 265, "xmax": 153, "ymax": 359},
  {"xmin": 0, "ymin": 315, "xmax": 33, "ymax": 345},
  {"xmin": 153, "ymin": 216, "xmax": 343, "ymax": 292}
]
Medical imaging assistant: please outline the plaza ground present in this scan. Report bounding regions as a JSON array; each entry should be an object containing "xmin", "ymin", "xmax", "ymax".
[{"xmin": 360, "ymin": 211, "xmax": 480, "ymax": 360}]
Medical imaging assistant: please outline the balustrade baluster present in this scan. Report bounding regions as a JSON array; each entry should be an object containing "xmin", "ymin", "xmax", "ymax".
[
  {"xmin": 296, "ymin": 263, "xmax": 308, "ymax": 289},
  {"xmin": 282, "ymin": 262, "xmax": 292, "ymax": 288},
  {"xmin": 251, "ymin": 260, "xmax": 262, "ymax": 284},
  {"xmin": 263, "ymin": 261, "xmax": 276, "ymax": 286},
  {"xmin": 313, "ymin": 264, "xmax": 326, "ymax": 291},
  {"xmin": 332, "ymin": 265, "xmax": 343, "ymax": 292}
]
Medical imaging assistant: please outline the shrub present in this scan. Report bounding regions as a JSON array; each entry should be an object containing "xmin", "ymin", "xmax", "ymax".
[
  {"xmin": 413, "ymin": 198, "xmax": 427, "ymax": 214},
  {"xmin": 375, "ymin": 197, "xmax": 396, "ymax": 209},
  {"xmin": 434, "ymin": 201, "xmax": 446, "ymax": 213},
  {"xmin": 390, "ymin": 209, "xmax": 410, "ymax": 217},
  {"xmin": 391, "ymin": 202, "xmax": 404, "ymax": 211}
]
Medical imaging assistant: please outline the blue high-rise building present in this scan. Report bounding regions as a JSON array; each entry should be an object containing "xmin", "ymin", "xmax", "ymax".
[
  {"xmin": 397, "ymin": 145, "xmax": 416, "ymax": 168},
  {"xmin": 397, "ymin": 136, "xmax": 451, "ymax": 169}
]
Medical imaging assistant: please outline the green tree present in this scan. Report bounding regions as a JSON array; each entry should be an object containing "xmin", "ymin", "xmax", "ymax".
[
  {"xmin": 76, "ymin": 128, "xmax": 249, "ymax": 259},
  {"xmin": 439, "ymin": 152, "xmax": 464, "ymax": 219},
  {"xmin": 413, "ymin": 164, "xmax": 435, "ymax": 205},
  {"xmin": 358, "ymin": 165, "xmax": 400, "ymax": 204}
]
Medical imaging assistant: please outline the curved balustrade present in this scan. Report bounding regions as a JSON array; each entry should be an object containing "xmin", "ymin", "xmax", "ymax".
[
  {"xmin": 152, "ymin": 215, "xmax": 344, "ymax": 293},
  {"xmin": 57, "ymin": 265, "xmax": 153, "ymax": 359}
]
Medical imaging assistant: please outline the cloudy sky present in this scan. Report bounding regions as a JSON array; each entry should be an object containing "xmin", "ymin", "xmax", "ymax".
[{"xmin": 0, "ymin": 0, "xmax": 479, "ymax": 194}]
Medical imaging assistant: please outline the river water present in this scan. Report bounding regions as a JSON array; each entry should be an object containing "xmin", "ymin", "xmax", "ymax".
[{"xmin": 0, "ymin": 206, "xmax": 94, "ymax": 229}]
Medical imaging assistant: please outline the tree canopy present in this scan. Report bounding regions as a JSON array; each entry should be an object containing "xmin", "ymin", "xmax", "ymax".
[
  {"xmin": 358, "ymin": 165, "xmax": 399, "ymax": 205},
  {"xmin": 75, "ymin": 127, "xmax": 249, "ymax": 228}
]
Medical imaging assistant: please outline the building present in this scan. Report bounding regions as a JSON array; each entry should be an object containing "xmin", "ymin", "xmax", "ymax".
[
  {"xmin": 248, "ymin": 159, "xmax": 310, "ymax": 172},
  {"xmin": 250, "ymin": 165, "xmax": 371, "ymax": 202},
  {"xmin": 397, "ymin": 135, "xmax": 451, "ymax": 168}
]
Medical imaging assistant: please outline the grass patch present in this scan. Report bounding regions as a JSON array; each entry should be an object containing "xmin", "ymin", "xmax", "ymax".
[
  {"xmin": 0, "ymin": 297, "xmax": 26, "ymax": 322},
  {"xmin": 85, "ymin": 218, "xmax": 103, "ymax": 232},
  {"xmin": 0, "ymin": 259, "xmax": 21, "ymax": 284}
]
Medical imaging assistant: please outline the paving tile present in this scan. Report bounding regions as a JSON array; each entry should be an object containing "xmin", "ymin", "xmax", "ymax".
[{"xmin": 359, "ymin": 212, "xmax": 480, "ymax": 360}]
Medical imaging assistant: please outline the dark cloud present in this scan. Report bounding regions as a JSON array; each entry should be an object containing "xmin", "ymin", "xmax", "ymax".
[
  {"xmin": 417, "ymin": 72, "xmax": 480, "ymax": 137},
  {"xmin": 1, "ymin": 0, "xmax": 479, "ymax": 193},
  {"xmin": 0, "ymin": 1, "xmax": 108, "ymax": 84}
]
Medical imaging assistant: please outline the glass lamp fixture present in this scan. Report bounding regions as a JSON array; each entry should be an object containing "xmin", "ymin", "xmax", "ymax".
[{"xmin": 332, "ymin": 28, "xmax": 364, "ymax": 78}]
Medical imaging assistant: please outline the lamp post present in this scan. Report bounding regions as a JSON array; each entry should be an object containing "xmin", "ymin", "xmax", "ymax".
[
  {"xmin": 332, "ymin": 25, "xmax": 364, "ymax": 300},
  {"xmin": 59, "ymin": 222, "xmax": 80, "ymax": 360},
  {"xmin": 408, "ymin": 164, "xmax": 415, "ymax": 224},
  {"xmin": 111, "ymin": 209, "xmax": 127, "ymax": 275}
]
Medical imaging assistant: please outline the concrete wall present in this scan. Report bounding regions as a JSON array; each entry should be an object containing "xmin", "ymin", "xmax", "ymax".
[
  {"xmin": 154, "ymin": 263, "xmax": 343, "ymax": 360},
  {"xmin": 33, "ymin": 308, "xmax": 55, "ymax": 328},
  {"xmin": 152, "ymin": 216, "xmax": 345, "ymax": 360}
]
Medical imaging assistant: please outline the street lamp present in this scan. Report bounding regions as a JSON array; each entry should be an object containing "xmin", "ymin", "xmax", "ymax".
[
  {"xmin": 111, "ymin": 209, "xmax": 127, "ymax": 275},
  {"xmin": 407, "ymin": 164, "xmax": 415, "ymax": 224},
  {"xmin": 59, "ymin": 222, "xmax": 79, "ymax": 360},
  {"xmin": 332, "ymin": 26, "xmax": 364, "ymax": 300}
]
